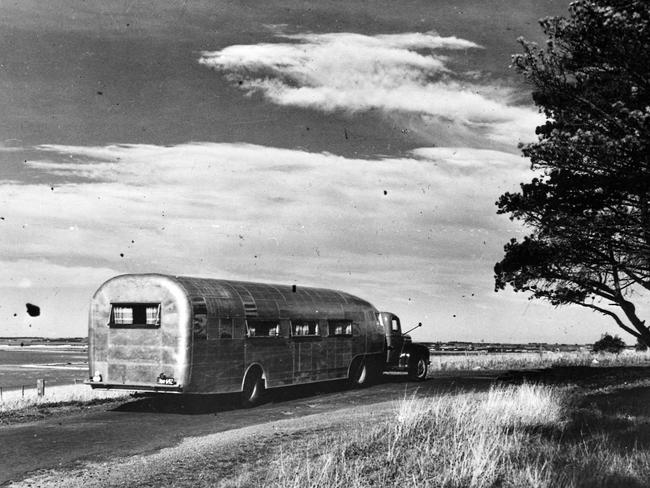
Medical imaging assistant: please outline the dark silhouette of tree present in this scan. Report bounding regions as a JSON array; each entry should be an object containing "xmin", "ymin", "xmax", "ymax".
[
  {"xmin": 593, "ymin": 333, "xmax": 626, "ymax": 354},
  {"xmin": 495, "ymin": 0, "xmax": 650, "ymax": 344},
  {"xmin": 635, "ymin": 336, "xmax": 648, "ymax": 351}
]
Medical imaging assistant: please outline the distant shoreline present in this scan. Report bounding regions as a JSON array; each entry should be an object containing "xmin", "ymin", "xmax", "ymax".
[
  {"xmin": 0, "ymin": 337, "xmax": 87, "ymax": 347},
  {"xmin": 0, "ymin": 344, "xmax": 87, "ymax": 351}
]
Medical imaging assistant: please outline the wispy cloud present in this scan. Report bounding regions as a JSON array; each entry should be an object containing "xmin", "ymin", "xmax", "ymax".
[
  {"xmin": 0, "ymin": 260, "xmax": 119, "ymax": 288},
  {"xmin": 3, "ymin": 143, "xmax": 529, "ymax": 284},
  {"xmin": 199, "ymin": 31, "xmax": 542, "ymax": 145},
  {"xmin": 3, "ymin": 142, "xmax": 612, "ymax": 342}
]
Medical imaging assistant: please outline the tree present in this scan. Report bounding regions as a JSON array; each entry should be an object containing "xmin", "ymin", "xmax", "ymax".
[
  {"xmin": 634, "ymin": 336, "xmax": 648, "ymax": 351},
  {"xmin": 593, "ymin": 333, "xmax": 626, "ymax": 354},
  {"xmin": 495, "ymin": 0, "xmax": 650, "ymax": 344}
]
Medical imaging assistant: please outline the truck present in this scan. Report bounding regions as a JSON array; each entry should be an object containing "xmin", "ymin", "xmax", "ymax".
[{"xmin": 377, "ymin": 312, "xmax": 430, "ymax": 383}]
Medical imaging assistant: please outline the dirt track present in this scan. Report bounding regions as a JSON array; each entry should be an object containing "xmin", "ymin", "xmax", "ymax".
[{"xmin": 2, "ymin": 366, "xmax": 649, "ymax": 486}]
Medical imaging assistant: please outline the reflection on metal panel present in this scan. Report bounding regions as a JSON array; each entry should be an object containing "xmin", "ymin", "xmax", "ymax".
[
  {"xmin": 89, "ymin": 274, "xmax": 384, "ymax": 394},
  {"xmin": 173, "ymin": 276, "xmax": 370, "ymax": 320}
]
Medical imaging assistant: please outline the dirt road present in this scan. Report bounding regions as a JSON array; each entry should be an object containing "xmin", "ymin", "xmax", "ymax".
[{"xmin": 2, "ymin": 366, "xmax": 647, "ymax": 486}]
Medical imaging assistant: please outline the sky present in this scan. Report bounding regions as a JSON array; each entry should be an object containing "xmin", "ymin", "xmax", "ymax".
[{"xmin": 0, "ymin": 0, "xmax": 630, "ymax": 343}]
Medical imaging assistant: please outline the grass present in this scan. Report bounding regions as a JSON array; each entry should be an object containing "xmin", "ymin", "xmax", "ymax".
[
  {"xmin": 429, "ymin": 349, "xmax": 650, "ymax": 371},
  {"xmin": 268, "ymin": 383, "xmax": 650, "ymax": 488},
  {"xmin": 2, "ymin": 350, "xmax": 648, "ymax": 421},
  {"xmin": 0, "ymin": 383, "xmax": 129, "ymax": 416},
  {"xmin": 271, "ymin": 384, "xmax": 566, "ymax": 488},
  {"xmin": 7, "ymin": 374, "xmax": 650, "ymax": 487}
]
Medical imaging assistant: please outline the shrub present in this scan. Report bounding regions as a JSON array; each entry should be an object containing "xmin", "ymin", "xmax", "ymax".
[{"xmin": 593, "ymin": 333, "xmax": 626, "ymax": 354}]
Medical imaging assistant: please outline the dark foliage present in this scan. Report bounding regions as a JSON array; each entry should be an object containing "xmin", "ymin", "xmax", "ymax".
[
  {"xmin": 495, "ymin": 0, "xmax": 650, "ymax": 344},
  {"xmin": 634, "ymin": 336, "xmax": 648, "ymax": 351},
  {"xmin": 593, "ymin": 333, "xmax": 626, "ymax": 353}
]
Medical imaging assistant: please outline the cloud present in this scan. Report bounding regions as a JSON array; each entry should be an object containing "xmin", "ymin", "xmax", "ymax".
[
  {"xmin": 0, "ymin": 260, "xmax": 119, "ymax": 288},
  {"xmin": 1, "ymin": 141, "xmax": 538, "ymax": 339},
  {"xmin": 3, "ymin": 142, "xmax": 529, "ymax": 278},
  {"xmin": 3, "ymin": 141, "xmax": 620, "ymax": 342},
  {"xmin": 199, "ymin": 31, "xmax": 543, "ymax": 145},
  {"xmin": 0, "ymin": 139, "xmax": 27, "ymax": 152}
]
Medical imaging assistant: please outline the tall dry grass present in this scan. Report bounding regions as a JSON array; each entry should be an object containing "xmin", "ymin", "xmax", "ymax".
[
  {"xmin": 0, "ymin": 383, "xmax": 129, "ymax": 413},
  {"xmin": 271, "ymin": 383, "xmax": 650, "ymax": 488},
  {"xmin": 429, "ymin": 349, "xmax": 650, "ymax": 372}
]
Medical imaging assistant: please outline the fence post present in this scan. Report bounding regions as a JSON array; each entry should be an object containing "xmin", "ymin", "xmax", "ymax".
[
  {"xmin": 37, "ymin": 379, "xmax": 45, "ymax": 397},
  {"xmin": 22, "ymin": 385, "xmax": 25, "ymax": 397}
]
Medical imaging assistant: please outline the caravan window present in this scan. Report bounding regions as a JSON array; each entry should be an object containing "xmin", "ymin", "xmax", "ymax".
[
  {"xmin": 192, "ymin": 297, "xmax": 208, "ymax": 339},
  {"xmin": 247, "ymin": 319, "xmax": 281, "ymax": 337},
  {"xmin": 291, "ymin": 320, "xmax": 319, "ymax": 337},
  {"xmin": 327, "ymin": 319, "xmax": 353, "ymax": 336},
  {"xmin": 110, "ymin": 303, "xmax": 161, "ymax": 328}
]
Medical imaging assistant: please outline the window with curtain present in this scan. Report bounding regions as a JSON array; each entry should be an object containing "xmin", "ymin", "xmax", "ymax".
[{"xmin": 110, "ymin": 303, "xmax": 161, "ymax": 328}]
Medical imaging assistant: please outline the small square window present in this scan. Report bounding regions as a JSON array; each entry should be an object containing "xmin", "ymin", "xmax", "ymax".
[
  {"xmin": 110, "ymin": 303, "xmax": 160, "ymax": 328},
  {"xmin": 247, "ymin": 319, "xmax": 281, "ymax": 337},
  {"xmin": 192, "ymin": 297, "xmax": 208, "ymax": 340},
  {"xmin": 292, "ymin": 320, "xmax": 319, "ymax": 337},
  {"xmin": 218, "ymin": 318, "xmax": 235, "ymax": 339},
  {"xmin": 328, "ymin": 319, "xmax": 353, "ymax": 336}
]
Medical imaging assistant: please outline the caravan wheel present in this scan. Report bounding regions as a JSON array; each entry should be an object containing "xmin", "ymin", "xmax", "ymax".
[
  {"xmin": 348, "ymin": 358, "xmax": 369, "ymax": 387},
  {"xmin": 241, "ymin": 367, "xmax": 265, "ymax": 408}
]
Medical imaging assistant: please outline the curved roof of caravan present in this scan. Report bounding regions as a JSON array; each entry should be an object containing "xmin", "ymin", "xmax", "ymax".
[
  {"xmin": 173, "ymin": 275, "xmax": 372, "ymax": 308},
  {"xmin": 93, "ymin": 274, "xmax": 376, "ymax": 319}
]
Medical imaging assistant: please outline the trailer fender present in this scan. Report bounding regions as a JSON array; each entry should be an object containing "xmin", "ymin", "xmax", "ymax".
[
  {"xmin": 241, "ymin": 363, "xmax": 267, "ymax": 407},
  {"xmin": 348, "ymin": 354, "xmax": 383, "ymax": 387},
  {"xmin": 240, "ymin": 362, "xmax": 267, "ymax": 392},
  {"xmin": 398, "ymin": 343, "xmax": 430, "ymax": 368}
]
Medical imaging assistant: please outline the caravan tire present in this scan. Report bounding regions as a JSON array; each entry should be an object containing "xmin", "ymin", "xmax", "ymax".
[
  {"xmin": 348, "ymin": 358, "xmax": 369, "ymax": 388},
  {"xmin": 241, "ymin": 367, "xmax": 265, "ymax": 408}
]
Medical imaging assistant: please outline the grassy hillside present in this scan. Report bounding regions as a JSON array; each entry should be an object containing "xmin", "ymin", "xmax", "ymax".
[{"xmin": 14, "ymin": 379, "xmax": 650, "ymax": 488}]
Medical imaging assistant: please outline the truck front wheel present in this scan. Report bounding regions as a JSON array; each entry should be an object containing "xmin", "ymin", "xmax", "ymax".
[{"xmin": 408, "ymin": 356, "xmax": 428, "ymax": 381}]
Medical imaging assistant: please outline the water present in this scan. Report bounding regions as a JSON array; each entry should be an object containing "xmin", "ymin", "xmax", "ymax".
[{"xmin": 0, "ymin": 346, "xmax": 88, "ymax": 391}]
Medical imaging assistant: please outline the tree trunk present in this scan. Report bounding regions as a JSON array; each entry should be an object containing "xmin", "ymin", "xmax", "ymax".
[{"xmin": 619, "ymin": 299, "xmax": 650, "ymax": 346}]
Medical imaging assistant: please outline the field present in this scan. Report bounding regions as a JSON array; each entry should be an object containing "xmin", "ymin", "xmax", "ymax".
[
  {"xmin": 2, "ymin": 348, "xmax": 650, "ymax": 417},
  {"xmin": 265, "ymin": 384, "xmax": 650, "ymax": 488},
  {"xmin": 429, "ymin": 349, "xmax": 650, "ymax": 371},
  {"xmin": 3, "ymin": 349, "xmax": 650, "ymax": 487},
  {"xmin": 12, "ymin": 377, "xmax": 650, "ymax": 488},
  {"xmin": 0, "ymin": 383, "xmax": 129, "ymax": 418}
]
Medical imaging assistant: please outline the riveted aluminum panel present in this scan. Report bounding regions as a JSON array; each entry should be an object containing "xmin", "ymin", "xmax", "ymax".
[
  {"xmin": 172, "ymin": 276, "xmax": 374, "ymax": 320},
  {"xmin": 88, "ymin": 274, "xmax": 191, "ymax": 391},
  {"xmin": 89, "ymin": 274, "xmax": 385, "ymax": 394}
]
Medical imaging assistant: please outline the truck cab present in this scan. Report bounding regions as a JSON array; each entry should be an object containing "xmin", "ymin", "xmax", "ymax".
[{"xmin": 378, "ymin": 311, "xmax": 430, "ymax": 381}]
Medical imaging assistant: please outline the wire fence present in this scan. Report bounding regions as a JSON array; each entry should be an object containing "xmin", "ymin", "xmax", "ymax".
[
  {"xmin": 0, "ymin": 378, "xmax": 86, "ymax": 401},
  {"xmin": 0, "ymin": 380, "xmax": 129, "ymax": 412}
]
